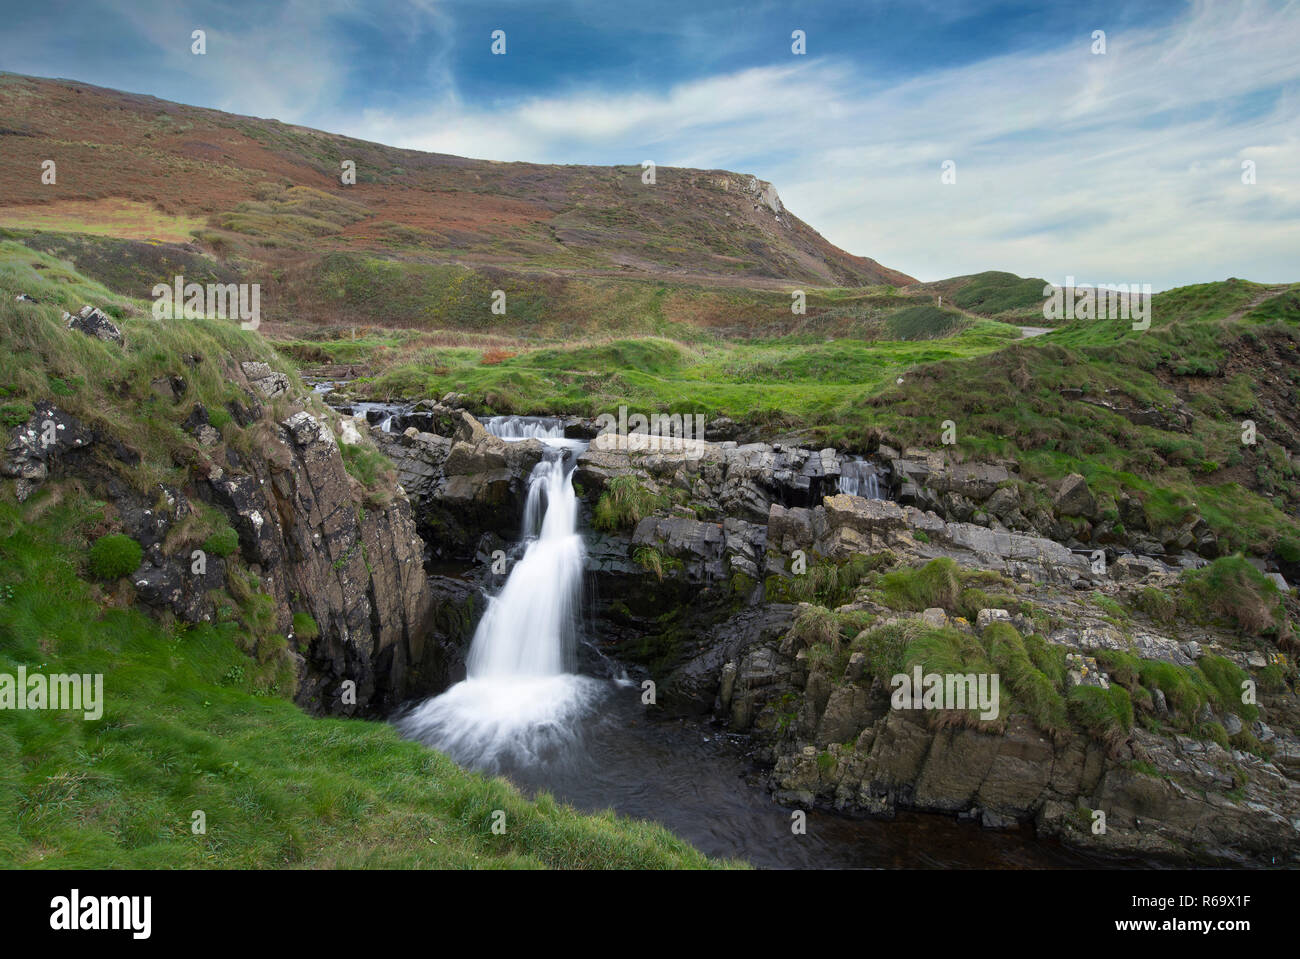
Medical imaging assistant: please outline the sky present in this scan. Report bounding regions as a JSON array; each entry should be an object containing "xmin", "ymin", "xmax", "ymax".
[{"xmin": 1, "ymin": 0, "xmax": 1298, "ymax": 290}]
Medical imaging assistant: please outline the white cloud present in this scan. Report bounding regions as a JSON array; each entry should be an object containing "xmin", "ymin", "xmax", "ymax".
[{"xmin": 328, "ymin": 0, "xmax": 1300, "ymax": 289}]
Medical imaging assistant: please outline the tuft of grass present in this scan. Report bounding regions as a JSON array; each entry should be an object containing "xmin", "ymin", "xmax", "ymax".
[
  {"xmin": 983, "ymin": 623, "xmax": 1069, "ymax": 735},
  {"xmin": 788, "ymin": 605, "xmax": 843, "ymax": 653},
  {"xmin": 1067, "ymin": 685, "xmax": 1133, "ymax": 753},
  {"xmin": 766, "ymin": 553, "xmax": 887, "ymax": 607},
  {"xmin": 1178, "ymin": 555, "xmax": 1289, "ymax": 637},
  {"xmin": 877, "ymin": 557, "xmax": 961, "ymax": 612},
  {"xmin": 632, "ymin": 545, "xmax": 683, "ymax": 582},
  {"xmin": 592, "ymin": 476, "xmax": 669, "ymax": 532}
]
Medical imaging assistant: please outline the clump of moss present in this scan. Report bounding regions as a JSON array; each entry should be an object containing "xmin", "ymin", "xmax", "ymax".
[
  {"xmin": 202, "ymin": 525, "xmax": 240, "ymax": 558},
  {"xmin": 88, "ymin": 532, "xmax": 143, "ymax": 579}
]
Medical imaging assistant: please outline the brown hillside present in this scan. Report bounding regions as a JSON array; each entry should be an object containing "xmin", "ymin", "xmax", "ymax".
[{"xmin": 0, "ymin": 73, "xmax": 913, "ymax": 288}]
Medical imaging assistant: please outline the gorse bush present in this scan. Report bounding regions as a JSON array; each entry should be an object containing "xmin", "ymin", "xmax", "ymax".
[{"xmin": 88, "ymin": 533, "xmax": 142, "ymax": 579}]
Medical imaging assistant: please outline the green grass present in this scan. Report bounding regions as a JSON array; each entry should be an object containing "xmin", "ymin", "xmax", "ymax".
[
  {"xmin": 947, "ymin": 271, "xmax": 1050, "ymax": 317},
  {"xmin": 875, "ymin": 558, "xmax": 962, "ymax": 612},
  {"xmin": 0, "ymin": 495, "xmax": 729, "ymax": 869},
  {"xmin": 1178, "ymin": 555, "xmax": 1290, "ymax": 638},
  {"xmin": 765, "ymin": 553, "xmax": 890, "ymax": 607},
  {"xmin": 1067, "ymin": 685, "xmax": 1133, "ymax": 752},
  {"xmin": 0, "ymin": 239, "xmax": 297, "ymax": 495},
  {"xmin": 632, "ymin": 545, "xmax": 684, "ymax": 582},
  {"xmin": 592, "ymin": 476, "xmax": 676, "ymax": 532}
]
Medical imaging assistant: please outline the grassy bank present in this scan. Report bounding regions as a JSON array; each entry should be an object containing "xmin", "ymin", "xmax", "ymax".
[{"xmin": 0, "ymin": 242, "xmax": 730, "ymax": 869}]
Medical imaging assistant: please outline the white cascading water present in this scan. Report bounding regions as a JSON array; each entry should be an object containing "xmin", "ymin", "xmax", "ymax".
[
  {"xmin": 395, "ymin": 417, "xmax": 605, "ymax": 771},
  {"xmin": 838, "ymin": 458, "xmax": 882, "ymax": 499}
]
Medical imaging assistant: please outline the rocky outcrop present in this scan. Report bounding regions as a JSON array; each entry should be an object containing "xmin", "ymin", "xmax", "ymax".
[
  {"xmin": 64, "ymin": 305, "xmax": 123, "ymax": 346},
  {"xmin": 3, "ymin": 362, "xmax": 443, "ymax": 718},
  {"xmin": 239, "ymin": 360, "xmax": 290, "ymax": 398},
  {"xmin": 372, "ymin": 408, "xmax": 547, "ymax": 557},
  {"xmin": 576, "ymin": 432, "xmax": 875, "ymax": 523},
  {"xmin": 766, "ymin": 692, "xmax": 1299, "ymax": 864}
]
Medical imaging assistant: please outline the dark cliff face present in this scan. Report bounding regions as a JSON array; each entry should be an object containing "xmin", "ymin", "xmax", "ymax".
[{"xmin": 2, "ymin": 360, "xmax": 445, "ymax": 718}]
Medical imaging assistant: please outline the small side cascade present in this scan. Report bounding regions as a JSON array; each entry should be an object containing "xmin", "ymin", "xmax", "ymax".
[{"xmin": 838, "ymin": 457, "xmax": 885, "ymax": 499}]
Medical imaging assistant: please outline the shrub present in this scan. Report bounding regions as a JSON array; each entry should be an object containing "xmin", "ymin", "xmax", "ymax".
[
  {"xmin": 203, "ymin": 525, "xmax": 240, "ymax": 558},
  {"xmin": 88, "ymin": 533, "xmax": 143, "ymax": 579}
]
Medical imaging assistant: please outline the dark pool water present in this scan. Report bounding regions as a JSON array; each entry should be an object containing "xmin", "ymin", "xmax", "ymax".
[{"xmin": 410, "ymin": 675, "xmax": 1145, "ymax": 869}]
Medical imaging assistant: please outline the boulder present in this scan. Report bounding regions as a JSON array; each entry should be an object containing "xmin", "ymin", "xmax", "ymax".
[
  {"xmin": 63, "ymin": 305, "xmax": 123, "ymax": 346},
  {"xmin": 1053, "ymin": 473, "xmax": 1097, "ymax": 519},
  {"xmin": 239, "ymin": 361, "xmax": 291, "ymax": 398}
]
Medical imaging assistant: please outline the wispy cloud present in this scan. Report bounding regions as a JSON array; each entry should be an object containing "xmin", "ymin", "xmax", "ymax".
[
  {"xmin": 324, "ymin": 0, "xmax": 1299, "ymax": 289},
  {"xmin": 2, "ymin": 0, "xmax": 1296, "ymax": 288}
]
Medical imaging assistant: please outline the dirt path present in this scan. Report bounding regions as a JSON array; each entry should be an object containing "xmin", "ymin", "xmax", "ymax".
[{"xmin": 1222, "ymin": 284, "xmax": 1290, "ymax": 323}]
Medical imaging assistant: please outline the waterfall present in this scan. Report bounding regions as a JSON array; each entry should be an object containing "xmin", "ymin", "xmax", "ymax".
[
  {"xmin": 395, "ymin": 417, "xmax": 603, "ymax": 771},
  {"xmin": 484, "ymin": 415, "xmax": 567, "ymax": 441},
  {"xmin": 466, "ymin": 450, "xmax": 584, "ymax": 676},
  {"xmin": 838, "ymin": 458, "xmax": 883, "ymax": 499}
]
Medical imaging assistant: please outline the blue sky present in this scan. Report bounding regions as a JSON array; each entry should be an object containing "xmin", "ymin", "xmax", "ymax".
[{"xmin": 2, "ymin": 0, "xmax": 1298, "ymax": 289}]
